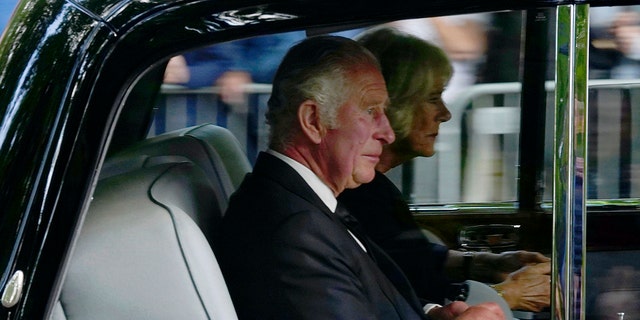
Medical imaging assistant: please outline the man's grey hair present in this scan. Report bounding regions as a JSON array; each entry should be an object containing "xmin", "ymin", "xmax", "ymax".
[{"xmin": 266, "ymin": 35, "xmax": 381, "ymax": 151}]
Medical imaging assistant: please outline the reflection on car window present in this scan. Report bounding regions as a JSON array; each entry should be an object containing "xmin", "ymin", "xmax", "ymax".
[
  {"xmin": 586, "ymin": 7, "xmax": 640, "ymax": 320},
  {"xmin": 590, "ymin": 6, "xmax": 640, "ymax": 80}
]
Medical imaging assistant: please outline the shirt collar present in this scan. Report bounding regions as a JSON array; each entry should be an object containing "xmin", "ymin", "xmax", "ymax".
[{"xmin": 267, "ymin": 149, "xmax": 337, "ymax": 212}]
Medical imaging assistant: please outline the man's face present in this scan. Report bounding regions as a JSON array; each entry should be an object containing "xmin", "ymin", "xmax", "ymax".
[{"xmin": 319, "ymin": 64, "xmax": 395, "ymax": 193}]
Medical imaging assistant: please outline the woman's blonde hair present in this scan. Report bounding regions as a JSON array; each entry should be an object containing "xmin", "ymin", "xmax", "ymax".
[{"xmin": 357, "ymin": 27, "xmax": 452, "ymax": 140}]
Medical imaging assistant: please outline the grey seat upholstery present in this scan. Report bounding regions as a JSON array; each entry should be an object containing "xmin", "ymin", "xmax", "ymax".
[
  {"xmin": 103, "ymin": 123, "xmax": 251, "ymax": 198},
  {"xmin": 100, "ymin": 124, "xmax": 252, "ymax": 246},
  {"xmin": 52, "ymin": 124, "xmax": 252, "ymax": 319},
  {"xmin": 54, "ymin": 161, "xmax": 238, "ymax": 320},
  {"xmin": 177, "ymin": 123, "xmax": 252, "ymax": 190}
]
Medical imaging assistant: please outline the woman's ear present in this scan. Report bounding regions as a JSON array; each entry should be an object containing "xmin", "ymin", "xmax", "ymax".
[{"xmin": 298, "ymin": 100, "xmax": 324, "ymax": 144}]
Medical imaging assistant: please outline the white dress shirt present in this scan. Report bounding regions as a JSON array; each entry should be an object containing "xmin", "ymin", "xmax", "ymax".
[{"xmin": 266, "ymin": 149, "xmax": 367, "ymax": 252}]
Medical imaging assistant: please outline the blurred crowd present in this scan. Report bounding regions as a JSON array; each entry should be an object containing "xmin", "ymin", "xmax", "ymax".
[
  {"xmin": 163, "ymin": 6, "xmax": 640, "ymax": 106},
  {"xmin": 163, "ymin": 14, "xmax": 492, "ymax": 106},
  {"xmin": 590, "ymin": 6, "xmax": 640, "ymax": 79}
]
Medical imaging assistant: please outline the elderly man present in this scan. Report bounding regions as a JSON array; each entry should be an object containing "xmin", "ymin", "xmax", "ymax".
[{"xmin": 216, "ymin": 35, "xmax": 504, "ymax": 320}]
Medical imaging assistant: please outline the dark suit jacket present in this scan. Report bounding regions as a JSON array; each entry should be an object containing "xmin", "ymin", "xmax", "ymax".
[
  {"xmin": 216, "ymin": 152, "xmax": 426, "ymax": 319},
  {"xmin": 339, "ymin": 171, "xmax": 451, "ymax": 304}
]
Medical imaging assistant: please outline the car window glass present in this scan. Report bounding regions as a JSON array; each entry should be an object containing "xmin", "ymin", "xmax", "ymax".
[
  {"xmin": 150, "ymin": 9, "xmax": 640, "ymax": 204},
  {"xmin": 382, "ymin": 10, "xmax": 557, "ymax": 205},
  {"xmin": 585, "ymin": 5, "xmax": 640, "ymax": 320},
  {"xmin": 588, "ymin": 5, "xmax": 640, "ymax": 201},
  {"xmin": 153, "ymin": 10, "xmax": 555, "ymax": 206}
]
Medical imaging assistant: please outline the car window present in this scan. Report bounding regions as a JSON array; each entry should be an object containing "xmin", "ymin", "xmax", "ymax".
[
  {"xmin": 153, "ymin": 28, "xmax": 364, "ymax": 162},
  {"xmin": 588, "ymin": 6, "xmax": 640, "ymax": 201},
  {"xmin": 380, "ymin": 10, "xmax": 556, "ymax": 205},
  {"xmin": 152, "ymin": 10, "xmax": 550, "ymax": 203},
  {"xmin": 585, "ymin": 5, "xmax": 640, "ymax": 320},
  {"xmin": 145, "ymin": 8, "xmax": 640, "ymax": 319}
]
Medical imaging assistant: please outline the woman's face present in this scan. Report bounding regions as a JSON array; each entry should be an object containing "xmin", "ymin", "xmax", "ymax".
[{"xmin": 406, "ymin": 77, "xmax": 452, "ymax": 157}]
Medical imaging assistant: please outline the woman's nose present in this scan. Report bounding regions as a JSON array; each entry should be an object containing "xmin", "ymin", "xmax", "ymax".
[{"xmin": 439, "ymin": 103, "xmax": 452, "ymax": 122}]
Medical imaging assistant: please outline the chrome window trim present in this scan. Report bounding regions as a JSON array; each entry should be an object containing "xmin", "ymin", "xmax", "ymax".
[{"xmin": 553, "ymin": 4, "xmax": 589, "ymax": 319}]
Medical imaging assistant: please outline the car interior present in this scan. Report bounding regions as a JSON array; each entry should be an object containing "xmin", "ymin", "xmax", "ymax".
[{"xmin": 46, "ymin": 5, "xmax": 640, "ymax": 320}]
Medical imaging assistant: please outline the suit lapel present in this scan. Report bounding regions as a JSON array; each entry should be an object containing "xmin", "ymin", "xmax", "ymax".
[
  {"xmin": 253, "ymin": 152, "xmax": 331, "ymax": 213},
  {"xmin": 335, "ymin": 203, "xmax": 426, "ymax": 318},
  {"xmin": 253, "ymin": 152, "xmax": 425, "ymax": 319}
]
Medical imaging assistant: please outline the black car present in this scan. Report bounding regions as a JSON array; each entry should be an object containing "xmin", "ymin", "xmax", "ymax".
[{"xmin": 2, "ymin": 0, "xmax": 640, "ymax": 319}]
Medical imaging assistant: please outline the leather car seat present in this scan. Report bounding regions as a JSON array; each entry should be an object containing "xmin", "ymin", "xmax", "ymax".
[
  {"xmin": 52, "ymin": 161, "xmax": 238, "ymax": 320},
  {"xmin": 99, "ymin": 124, "xmax": 252, "ymax": 247},
  {"xmin": 102, "ymin": 123, "xmax": 252, "ymax": 212}
]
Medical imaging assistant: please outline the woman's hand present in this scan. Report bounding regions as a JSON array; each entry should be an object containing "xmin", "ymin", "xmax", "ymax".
[
  {"xmin": 474, "ymin": 250, "xmax": 550, "ymax": 283},
  {"xmin": 492, "ymin": 262, "xmax": 551, "ymax": 312}
]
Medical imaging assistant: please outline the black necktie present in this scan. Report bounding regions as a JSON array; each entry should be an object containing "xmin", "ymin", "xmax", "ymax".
[
  {"xmin": 334, "ymin": 202, "xmax": 423, "ymax": 312},
  {"xmin": 335, "ymin": 203, "xmax": 377, "ymax": 262}
]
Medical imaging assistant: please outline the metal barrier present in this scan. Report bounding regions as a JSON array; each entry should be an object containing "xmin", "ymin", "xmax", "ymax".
[
  {"xmin": 441, "ymin": 79, "xmax": 640, "ymax": 203},
  {"xmin": 154, "ymin": 79, "xmax": 640, "ymax": 203},
  {"xmin": 436, "ymin": 81, "xmax": 556, "ymax": 203},
  {"xmin": 587, "ymin": 80, "xmax": 640, "ymax": 200},
  {"xmin": 151, "ymin": 84, "xmax": 273, "ymax": 164}
]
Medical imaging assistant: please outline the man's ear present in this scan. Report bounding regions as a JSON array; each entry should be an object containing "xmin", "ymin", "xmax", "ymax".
[{"xmin": 298, "ymin": 100, "xmax": 324, "ymax": 144}]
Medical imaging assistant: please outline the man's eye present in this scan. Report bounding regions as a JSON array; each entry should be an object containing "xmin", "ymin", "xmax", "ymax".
[{"xmin": 367, "ymin": 107, "xmax": 375, "ymax": 115}]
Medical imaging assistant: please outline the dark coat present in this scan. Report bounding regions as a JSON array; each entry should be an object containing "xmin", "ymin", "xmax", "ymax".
[
  {"xmin": 339, "ymin": 171, "xmax": 451, "ymax": 304},
  {"xmin": 216, "ymin": 152, "xmax": 426, "ymax": 319}
]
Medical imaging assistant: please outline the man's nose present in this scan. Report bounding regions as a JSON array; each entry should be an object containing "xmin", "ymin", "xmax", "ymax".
[{"xmin": 376, "ymin": 114, "xmax": 395, "ymax": 144}]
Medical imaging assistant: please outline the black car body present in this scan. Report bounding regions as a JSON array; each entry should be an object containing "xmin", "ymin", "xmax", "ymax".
[{"xmin": 2, "ymin": 0, "xmax": 640, "ymax": 319}]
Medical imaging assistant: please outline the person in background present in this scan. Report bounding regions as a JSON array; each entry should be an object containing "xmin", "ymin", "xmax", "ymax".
[
  {"xmin": 163, "ymin": 30, "xmax": 362, "ymax": 104},
  {"xmin": 386, "ymin": 14, "xmax": 489, "ymax": 104},
  {"xmin": 339, "ymin": 27, "xmax": 551, "ymax": 312},
  {"xmin": 590, "ymin": 5, "xmax": 640, "ymax": 79},
  {"xmin": 216, "ymin": 34, "xmax": 505, "ymax": 320},
  {"xmin": 164, "ymin": 32, "xmax": 306, "ymax": 104}
]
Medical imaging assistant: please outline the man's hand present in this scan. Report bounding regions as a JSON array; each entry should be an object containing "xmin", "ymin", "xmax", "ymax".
[
  {"xmin": 492, "ymin": 262, "xmax": 551, "ymax": 312},
  {"xmin": 427, "ymin": 301, "xmax": 506, "ymax": 320}
]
